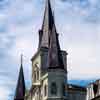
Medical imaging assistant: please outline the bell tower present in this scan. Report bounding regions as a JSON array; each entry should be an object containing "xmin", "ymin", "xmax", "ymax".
[{"xmin": 31, "ymin": 0, "xmax": 68, "ymax": 100}]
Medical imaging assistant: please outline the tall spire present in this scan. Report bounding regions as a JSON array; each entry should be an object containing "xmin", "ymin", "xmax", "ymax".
[
  {"xmin": 38, "ymin": 0, "xmax": 64, "ymax": 69},
  {"xmin": 39, "ymin": 0, "xmax": 56, "ymax": 48},
  {"xmin": 14, "ymin": 54, "xmax": 25, "ymax": 100}
]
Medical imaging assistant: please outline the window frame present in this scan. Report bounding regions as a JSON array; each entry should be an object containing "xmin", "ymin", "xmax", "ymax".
[
  {"xmin": 44, "ymin": 84, "xmax": 47, "ymax": 96},
  {"xmin": 50, "ymin": 82, "xmax": 57, "ymax": 95}
]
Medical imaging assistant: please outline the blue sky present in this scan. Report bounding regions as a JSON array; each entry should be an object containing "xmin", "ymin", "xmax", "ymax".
[{"xmin": 0, "ymin": 0, "xmax": 100, "ymax": 99}]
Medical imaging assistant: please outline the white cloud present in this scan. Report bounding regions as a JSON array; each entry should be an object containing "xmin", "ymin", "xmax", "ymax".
[
  {"xmin": 67, "ymin": 44, "xmax": 100, "ymax": 79},
  {"xmin": 0, "ymin": 75, "xmax": 15, "ymax": 100},
  {"xmin": 0, "ymin": 87, "xmax": 10, "ymax": 100},
  {"xmin": 88, "ymin": 0, "xmax": 98, "ymax": 5},
  {"xmin": 57, "ymin": 20, "xmax": 100, "ymax": 80}
]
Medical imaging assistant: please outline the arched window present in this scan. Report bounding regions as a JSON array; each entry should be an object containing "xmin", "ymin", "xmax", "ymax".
[
  {"xmin": 37, "ymin": 70, "xmax": 39, "ymax": 80},
  {"xmin": 44, "ymin": 85, "xmax": 47, "ymax": 96},
  {"xmin": 34, "ymin": 72, "xmax": 36, "ymax": 82},
  {"xmin": 51, "ymin": 82, "xmax": 57, "ymax": 95},
  {"xmin": 34, "ymin": 63, "xmax": 39, "ymax": 81}
]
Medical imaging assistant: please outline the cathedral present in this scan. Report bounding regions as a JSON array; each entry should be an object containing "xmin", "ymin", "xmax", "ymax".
[{"xmin": 13, "ymin": 0, "xmax": 100, "ymax": 100}]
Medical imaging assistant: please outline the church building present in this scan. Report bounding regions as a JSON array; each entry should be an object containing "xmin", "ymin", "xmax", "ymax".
[{"xmin": 13, "ymin": 0, "xmax": 99, "ymax": 100}]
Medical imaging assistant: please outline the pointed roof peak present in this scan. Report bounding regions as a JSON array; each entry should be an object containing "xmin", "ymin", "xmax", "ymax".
[
  {"xmin": 43, "ymin": 0, "xmax": 54, "ymax": 30},
  {"xmin": 45, "ymin": 0, "xmax": 52, "ymax": 12},
  {"xmin": 21, "ymin": 54, "xmax": 23, "ymax": 67},
  {"xmin": 39, "ymin": 0, "xmax": 57, "ymax": 48},
  {"xmin": 47, "ymin": 0, "xmax": 53, "ymax": 10},
  {"xmin": 46, "ymin": 0, "xmax": 51, "ymax": 5},
  {"xmin": 14, "ymin": 55, "xmax": 25, "ymax": 100}
]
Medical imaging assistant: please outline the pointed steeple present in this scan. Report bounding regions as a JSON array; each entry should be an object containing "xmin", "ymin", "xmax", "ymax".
[
  {"xmin": 48, "ymin": 23, "xmax": 64, "ymax": 69},
  {"xmin": 38, "ymin": 0, "xmax": 64, "ymax": 69},
  {"xmin": 39, "ymin": 0, "xmax": 56, "ymax": 48},
  {"xmin": 14, "ymin": 54, "xmax": 25, "ymax": 100}
]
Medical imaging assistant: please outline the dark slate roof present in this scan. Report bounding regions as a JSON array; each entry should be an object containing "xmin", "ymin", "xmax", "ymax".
[
  {"xmin": 39, "ymin": 0, "xmax": 55, "ymax": 48},
  {"xmin": 37, "ymin": 0, "xmax": 65, "ymax": 70},
  {"xmin": 14, "ymin": 56, "xmax": 25, "ymax": 100},
  {"xmin": 68, "ymin": 84, "xmax": 87, "ymax": 92},
  {"xmin": 48, "ymin": 23, "xmax": 64, "ymax": 69}
]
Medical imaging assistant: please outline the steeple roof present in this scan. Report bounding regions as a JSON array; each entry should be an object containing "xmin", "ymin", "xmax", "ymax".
[
  {"xmin": 39, "ymin": 0, "xmax": 55, "ymax": 48},
  {"xmin": 39, "ymin": 0, "xmax": 64, "ymax": 69},
  {"xmin": 14, "ymin": 55, "xmax": 25, "ymax": 100},
  {"xmin": 33, "ymin": 0, "xmax": 65, "ymax": 70},
  {"xmin": 48, "ymin": 23, "xmax": 64, "ymax": 69}
]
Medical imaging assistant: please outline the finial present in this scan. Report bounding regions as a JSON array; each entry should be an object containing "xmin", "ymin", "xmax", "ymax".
[
  {"xmin": 52, "ymin": 11, "xmax": 55, "ymax": 20},
  {"xmin": 53, "ymin": 11, "xmax": 54, "ymax": 16},
  {"xmin": 21, "ymin": 54, "xmax": 23, "ymax": 66}
]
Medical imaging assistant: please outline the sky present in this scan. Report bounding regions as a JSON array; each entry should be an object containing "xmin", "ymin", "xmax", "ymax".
[{"xmin": 0, "ymin": 0, "xmax": 100, "ymax": 99}]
